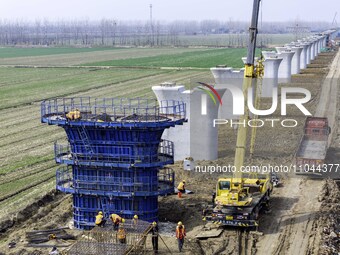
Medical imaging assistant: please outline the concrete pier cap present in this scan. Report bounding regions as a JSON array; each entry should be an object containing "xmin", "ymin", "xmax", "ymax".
[
  {"xmin": 241, "ymin": 57, "xmax": 259, "ymax": 66},
  {"xmin": 262, "ymin": 51, "xmax": 277, "ymax": 59},
  {"xmin": 210, "ymin": 65, "xmax": 244, "ymax": 119},
  {"xmin": 152, "ymin": 81, "xmax": 225, "ymax": 161},
  {"xmin": 275, "ymin": 47, "xmax": 295, "ymax": 83}
]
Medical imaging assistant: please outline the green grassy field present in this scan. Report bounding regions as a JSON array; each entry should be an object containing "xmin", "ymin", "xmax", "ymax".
[
  {"xmin": 0, "ymin": 47, "xmax": 118, "ymax": 58},
  {"xmin": 83, "ymin": 48, "xmax": 248, "ymax": 68},
  {"xmin": 0, "ymin": 67, "xmax": 168, "ymax": 109},
  {"xmin": 83, "ymin": 48, "xmax": 269, "ymax": 68}
]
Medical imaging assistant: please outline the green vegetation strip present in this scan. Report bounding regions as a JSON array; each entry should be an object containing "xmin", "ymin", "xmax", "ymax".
[
  {"xmin": 83, "ymin": 48, "xmax": 248, "ymax": 68},
  {"xmin": 0, "ymin": 47, "xmax": 119, "ymax": 58},
  {"xmin": 0, "ymin": 155, "xmax": 53, "ymax": 176},
  {"xmin": 0, "ymin": 159, "xmax": 55, "ymax": 185},
  {"xmin": 0, "ymin": 171, "xmax": 55, "ymax": 202}
]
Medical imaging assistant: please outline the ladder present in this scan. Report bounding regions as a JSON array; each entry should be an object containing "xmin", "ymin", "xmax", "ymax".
[
  {"xmin": 100, "ymin": 197, "xmax": 111, "ymax": 218},
  {"xmin": 78, "ymin": 126, "xmax": 94, "ymax": 155}
]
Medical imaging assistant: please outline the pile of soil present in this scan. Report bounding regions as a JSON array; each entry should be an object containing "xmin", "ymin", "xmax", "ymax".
[{"xmin": 318, "ymin": 180, "xmax": 340, "ymax": 254}]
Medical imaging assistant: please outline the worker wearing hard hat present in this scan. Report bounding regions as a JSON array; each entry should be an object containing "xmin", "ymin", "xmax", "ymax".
[
  {"xmin": 176, "ymin": 221, "xmax": 186, "ymax": 252},
  {"xmin": 117, "ymin": 224, "xmax": 127, "ymax": 244},
  {"xmin": 110, "ymin": 213, "xmax": 125, "ymax": 230},
  {"xmin": 151, "ymin": 221, "xmax": 159, "ymax": 254},
  {"xmin": 133, "ymin": 215, "xmax": 138, "ymax": 226},
  {"xmin": 177, "ymin": 180, "xmax": 186, "ymax": 198},
  {"xmin": 95, "ymin": 211, "xmax": 106, "ymax": 227},
  {"xmin": 66, "ymin": 108, "xmax": 81, "ymax": 121}
]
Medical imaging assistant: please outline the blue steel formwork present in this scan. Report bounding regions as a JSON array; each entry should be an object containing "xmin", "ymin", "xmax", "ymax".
[{"xmin": 41, "ymin": 97, "xmax": 185, "ymax": 229}]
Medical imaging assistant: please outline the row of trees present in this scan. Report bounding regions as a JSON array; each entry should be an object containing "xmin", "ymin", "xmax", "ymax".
[{"xmin": 0, "ymin": 18, "xmax": 331, "ymax": 47}]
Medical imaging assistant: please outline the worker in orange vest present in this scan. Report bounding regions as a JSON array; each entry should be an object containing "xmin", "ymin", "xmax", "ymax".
[
  {"xmin": 177, "ymin": 180, "xmax": 186, "ymax": 198},
  {"xmin": 110, "ymin": 213, "xmax": 125, "ymax": 230},
  {"xmin": 117, "ymin": 224, "xmax": 127, "ymax": 244},
  {"xmin": 176, "ymin": 221, "xmax": 186, "ymax": 252}
]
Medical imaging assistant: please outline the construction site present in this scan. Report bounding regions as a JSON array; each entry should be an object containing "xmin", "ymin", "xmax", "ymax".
[{"xmin": 0, "ymin": 1, "xmax": 340, "ymax": 255}]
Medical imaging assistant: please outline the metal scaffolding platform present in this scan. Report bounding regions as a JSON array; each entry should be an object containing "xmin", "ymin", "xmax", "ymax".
[{"xmin": 41, "ymin": 97, "xmax": 186, "ymax": 229}]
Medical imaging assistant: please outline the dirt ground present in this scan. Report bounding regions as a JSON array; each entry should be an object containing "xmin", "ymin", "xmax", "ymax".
[{"xmin": 0, "ymin": 50, "xmax": 339, "ymax": 255}]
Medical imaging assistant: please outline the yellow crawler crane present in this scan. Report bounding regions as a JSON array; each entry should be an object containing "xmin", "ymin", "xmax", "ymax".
[{"xmin": 203, "ymin": 0, "xmax": 273, "ymax": 227}]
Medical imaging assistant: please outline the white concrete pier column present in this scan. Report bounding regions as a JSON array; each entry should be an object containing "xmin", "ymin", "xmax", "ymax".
[
  {"xmin": 285, "ymin": 45, "xmax": 303, "ymax": 74},
  {"xmin": 305, "ymin": 41, "xmax": 312, "ymax": 64},
  {"xmin": 152, "ymin": 83, "xmax": 225, "ymax": 161},
  {"xmin": 275, "ymin": 48, "xmax": 294, "ymax": 83},
  {"xmin": 309, "ymin": 39, "xmax": 316, "ymax": 60},
  {"xmin": 317, "ymin": 37, "xmax": 322, "ymax": 54},
  {"xmin": 299, "ymin": 43, "xmax": 309, "ymax": 69},
  {"xmin": 261, "ymin": 56, "xmax": 282, "ymax": 97},
  {"xmin": 313, "ymin": 38, "xmax": 318, "ymax": 58},
  {"xmin": 210, "ymin": 66, "xmax": 244, "ymax": 119},
  {"xmin": 322, "ymin": 36, "xmax": 327, "ymax": 47},
  {"xmin": 315, "ymin": 39, "xmax": 319, "ymax": 57}
]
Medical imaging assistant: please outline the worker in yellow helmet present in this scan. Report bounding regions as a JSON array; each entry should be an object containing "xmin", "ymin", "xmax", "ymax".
[
  {"xmin": 117, "ymin": 224, "xmax": 127, "ymax": 244},
  {"xmin": 66, "ymin": 108, "xmax": 81, "ymax": 121},
  {"xmin": 151, "ymin": 221, "xmax": 159, "ymax": 254},
  {"xmin": 95, "ymin": 211, "xmax": 106, "ymax": 227},
  {"xmin": 176, "ymin": 221, "xmax": 186, "ymax": 252},
  {"xmin": 110, "ymin": 213, "xmax": 124, "ymax": 230},
  {"xmin": 177, "ymin": 180, "xmax": 186, "ymax": 198},
  {"xmin": 133, "ymin": 215, "xmax": 138, "ymax": 226}
]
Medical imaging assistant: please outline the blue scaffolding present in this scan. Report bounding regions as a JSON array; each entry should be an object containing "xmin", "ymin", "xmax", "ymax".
[{"xmin": 41, "ymin": 97, "xmax": 186, "ymax": 229}]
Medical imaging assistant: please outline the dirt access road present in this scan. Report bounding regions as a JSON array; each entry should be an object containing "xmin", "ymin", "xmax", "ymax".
[{"xmin": 254, "ymin": 50, "xmax": 340, "ymax": 255}]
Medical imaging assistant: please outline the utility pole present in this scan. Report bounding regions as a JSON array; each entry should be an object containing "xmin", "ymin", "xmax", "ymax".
[{"xmin": 150, "ymin": 4, "xmax": 154, "ymax": 46}]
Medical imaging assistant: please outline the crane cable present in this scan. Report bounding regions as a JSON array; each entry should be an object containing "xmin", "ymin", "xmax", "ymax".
[{"xmin": 249, "ymin": 0, "xmax": 264, "ymax": 160}]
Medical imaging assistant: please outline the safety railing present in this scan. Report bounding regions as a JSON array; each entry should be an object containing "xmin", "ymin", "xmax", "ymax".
[
  {"xmin": 56, "ymin": 167, "xmax": 174, "ymax": 195},
  {"xmin": 54, "ymin": 140, "xmax": 174, "ymax": 166},
  {"xmin": 41, "ymin": 97, "xmax": 186, "ymax": 124}
]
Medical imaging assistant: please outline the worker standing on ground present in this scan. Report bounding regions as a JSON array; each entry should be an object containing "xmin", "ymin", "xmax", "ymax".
[
  {"xmin": 177, "ymin": 180, "xmax": 186, "ymax": 198},
  {"xmin": 151, "ymin": 221, "xmax": 159, "ymax": 254},
  {"xmin": 176, "ymin": 221, "xmax": 186, "ymax": 252},
  {"xmin": 133, "ymin": 215, "xmax": 138, "ymax": 226},
  {"xmin": 117, "ymin": 224, "xmax": 127, "ymax": 244},
  {"xmin": 110, "ymin": 213, "xmax": 125, "ymax": 230},
  {"xmin": 95, "ymin": 211, "xmax": 106, "ymax": 227}
]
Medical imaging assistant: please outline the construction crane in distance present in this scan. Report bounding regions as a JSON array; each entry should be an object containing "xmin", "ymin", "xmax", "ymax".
[{"xmin": 331, "ymin": 12, "xmax": 338, "ymax": 28}]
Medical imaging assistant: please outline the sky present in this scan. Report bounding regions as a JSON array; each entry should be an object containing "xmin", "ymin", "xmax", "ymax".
[{"xmin": 0, "ymin": 0, "xmax": 338, "ymax": 23}]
